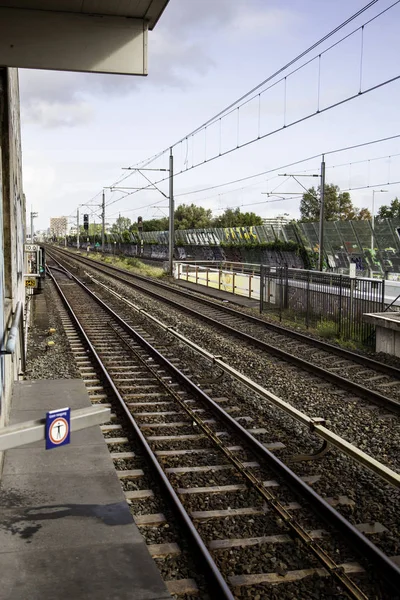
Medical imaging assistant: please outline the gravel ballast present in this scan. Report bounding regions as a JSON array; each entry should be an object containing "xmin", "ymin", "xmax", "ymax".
[{"xmin": 41, "ymin": 255, "xmax": 400, "ymax": 599}]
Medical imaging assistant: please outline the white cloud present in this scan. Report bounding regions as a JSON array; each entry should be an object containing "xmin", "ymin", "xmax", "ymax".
[
  {"xmin": 230, "ymin": 6, "xmax": 295, "ymax": 36},
  {"xmin": 23, "ymin": 98, "xmax": 93, "ymax": 128},
  {"xmin": 23, "ymin": 164, "xmax": 56, "ymax": 188},
  {"xmin": 19, "ymin": 0, "xmax": 296, "ymax": 127}
]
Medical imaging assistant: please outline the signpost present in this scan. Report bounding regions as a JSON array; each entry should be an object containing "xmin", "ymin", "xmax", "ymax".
[
  {"xmin": 0, "ymin": 406, "xmax": 110, "ymax": 452},
  {"xmin": 24, "ymin": 277, "xmax": 38, "ymax": 289},
  {"xmin": 24, "ymin": 244, "xmax": 39, "ymax": 252},
  {"xmin": 45, "ymin": 407, "xmax": 71, "ymax": 450}
]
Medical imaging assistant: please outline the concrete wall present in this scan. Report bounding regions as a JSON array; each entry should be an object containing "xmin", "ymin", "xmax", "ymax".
[
  {"xmin": 0, "ymin": 67, "xmax": 25, "ymax": 471},
  {"xmin": 77, "ymin": 242, "xmax": 305, "ymax": 268}
]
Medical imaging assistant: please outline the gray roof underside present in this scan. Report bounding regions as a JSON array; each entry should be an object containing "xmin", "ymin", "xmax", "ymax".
[{"xmin": 0, "ymin": 0, "xmax": 170, "ymax": 29}]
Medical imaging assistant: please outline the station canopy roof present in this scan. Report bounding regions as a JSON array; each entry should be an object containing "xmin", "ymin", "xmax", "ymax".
[
  {"xmin": 0, "ymin": 1, "xmax": 169, "ymax": 29},
  {"xmin": 0, "ymin": 0, "xmax": 170, "ymax": 73}
]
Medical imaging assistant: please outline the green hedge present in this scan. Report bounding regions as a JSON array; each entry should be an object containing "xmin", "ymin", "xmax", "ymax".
[{"xmin": 219, "ymin": 240, "xmax": 300, "ymax": 252}]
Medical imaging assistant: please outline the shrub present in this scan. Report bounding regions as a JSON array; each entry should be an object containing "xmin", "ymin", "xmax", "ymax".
[{"xmin": 316, "ymin": 320, "xmax": 337, "ymax": 339}]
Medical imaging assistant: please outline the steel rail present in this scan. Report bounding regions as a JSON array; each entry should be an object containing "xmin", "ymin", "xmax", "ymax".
[
  {"xmin": 109, "ymin": 322, "xmax": 366, "ymax": 600},
  {"xmin": 48, "ymin": 249, "xmax": 400, "ymax": 414},
  {"xmin": 46, "ymin": 246, "xmax": 400, "ymax": 379},
  {"xmin": 48, "ymin": 263, "xmax": 400, "ymax": 595},
  {"xmin": 46, "ymin": 266, "xmax": 235, "ymax": 600},
  {"xmin": 89, "ymin": 276, "xmax": 400, "ymax": 489},
  {"xmin": 49, "ymin": 265, "xmax": 368, "ymax": 598}
]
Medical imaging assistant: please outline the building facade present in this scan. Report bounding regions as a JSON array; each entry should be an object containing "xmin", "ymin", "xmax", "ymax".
[
  {"xmin": 50, "ymin": 216, "xmax": 68, "ymax": 237},
  {"xmin": 0, "ymin": 67, "xmax": 25, "ymax": 470}
]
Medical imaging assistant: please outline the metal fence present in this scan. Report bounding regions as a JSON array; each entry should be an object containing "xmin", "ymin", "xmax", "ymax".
[
  {"xmin": 137, "ymin": 218, "xmax": 400, "ymax": 275},
  {"xmin": 260, "ymin": 267, "xmax": 385, "ymax": 347},
  {"xmin": 175, "ymin": 262, "xmax": 260, "ymax": 300}
]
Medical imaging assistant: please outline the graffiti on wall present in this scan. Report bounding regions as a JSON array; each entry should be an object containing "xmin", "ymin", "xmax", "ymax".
[{"xmin": 224, "ymin": 226, "xmax": 258, "ymax": 243}]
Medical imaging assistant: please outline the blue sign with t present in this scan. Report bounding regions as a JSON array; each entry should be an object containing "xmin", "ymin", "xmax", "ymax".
[{"xmin": 45, "ymin": 407, "xmax": 71, "ymax": 450}]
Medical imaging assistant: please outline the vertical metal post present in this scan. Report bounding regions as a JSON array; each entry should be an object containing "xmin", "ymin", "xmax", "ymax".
[
  {"xmin": 30, "ymin": 211, "xmax": 38, "ymax": 242},
  {"xmin": 338, "ymin": 275, "xmax": 343, "ymax": 338},
  {"xmin": 102, "ymin": 190, "xmax": 105, "ymax": 254},
  {"xmin": 284, "ymin": 266, "xmax": 289, "ymax": 310},
  {"xmin": 318, "ymin": 155, "xmax": 326, "ymax": 272},
  {"xmin": 169, "ymin": 148, "xmax": 174, "ymax": 276},
  {"xmin": 371, "ymin": 190, "xmax": 375, "ymax": 253},
  {"xmin": 77, "ymin": 208, "xmax": 80, "ymax": 249},
  {"xmin": 305, "ymin": 270, "xmax": 311, "ymax": 328},
  {"xmin": 259, "ymin": 265, "xmax": 264, "ymax": 313}
]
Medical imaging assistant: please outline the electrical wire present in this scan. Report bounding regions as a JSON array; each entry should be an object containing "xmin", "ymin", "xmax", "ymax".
[
  {"xmin": 85, "ymin": 3, "xmax": 398, "ymax": 211},
  {"xmin": 93, "ymin": 134, "xmax": 400, "ymax": 215},
  {"xmin": 172, "ymin": 135, "xmax": 400, "ymax": 201},
  {"xmin": 129, "ymin": 0, "xmax": 386, "ymax": 169}
]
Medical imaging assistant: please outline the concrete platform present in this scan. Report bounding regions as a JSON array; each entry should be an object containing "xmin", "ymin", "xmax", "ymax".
[
  {"xmin": 173, "ymin": 278, "xmax": 259, "ymax": 309},
  {"xmin": 364, "ymin": 312, "xmax": 400, "ymax": 357},
  {"xmin": 0, "ymin": 379, "xmax": 171, "ymax": 600}
]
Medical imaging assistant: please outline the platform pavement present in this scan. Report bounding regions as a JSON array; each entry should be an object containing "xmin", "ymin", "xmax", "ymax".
[
  {"xmin": 0, "ymin": 379, "xmax": 171, "ymax": 600},
  {"xmin": 173, "ymin": 278, "xmax": 259, "ymax": 309}
]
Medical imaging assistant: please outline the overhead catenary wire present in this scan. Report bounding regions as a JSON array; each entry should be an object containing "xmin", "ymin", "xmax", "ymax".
[
  {"xmin": 108, "ymin": 133, "xmax": 400, "ymax": 214},
  {"xmin": 129, "ymin": 0, "xmax": 383, "ymax": 169},
  {"xmin": 85, "ymin": 0, "xmax": 390, "ymax": 210},
  {"xmin": 174, "ymin": 147, "xmax": 400, "ymax": 201},
  {"xmin": 227, "ymin": 180, "xmax": 400, "ymax": 211}
]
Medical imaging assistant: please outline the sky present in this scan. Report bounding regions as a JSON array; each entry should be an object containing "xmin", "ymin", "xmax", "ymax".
[{"xmin": 19, "ymin": 0, "xmax": 400, "ymax": 232}]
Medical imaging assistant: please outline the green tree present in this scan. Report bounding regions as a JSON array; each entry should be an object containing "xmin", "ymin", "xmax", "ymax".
[
  {"xmin": 300, "ymin": 184, "xmax": 370, "ymax": 222},
  {"xmin": 137, "ymin": 217, "xmax": 169, "ymax": 232},
  {"xmin": 87, "ymin": 223, "xmax": 102, "ymax": 236},
  {"xmin": 174, "ymin": 204, "xmax": 213, "ymax": 230},
  {"xmin": 353, "ymin": 207, "xmax": 372, "ymax": 221},
  {"xmin": 377, "ymin": 197, "xmax": 400, "ymax": 219},
  {"xmin": 110, "ymin": 216, "xmax": 132, "ymax": 235},
  {"xmin": 212, "ymin": 207, "xmax": 263, "ymax": 227}
]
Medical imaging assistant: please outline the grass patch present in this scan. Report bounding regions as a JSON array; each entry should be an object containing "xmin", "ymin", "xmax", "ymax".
[
  {"xmin": 84, "ymin": 252, "xmax": 165, "ymax": 278},
  {"xmin": 334, "ymin": 338, "xmax": 359, "ymax": 351},
  {"xmin": 315, "ymin": 320, "xmax": 337, "ymax": 339},
  {"xmin": 263, "ymin": 307, "xmax": 367, "ymax": 349}
]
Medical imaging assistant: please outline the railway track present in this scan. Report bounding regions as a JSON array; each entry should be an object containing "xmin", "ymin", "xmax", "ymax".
[
  {"xmin": 46, "ymin": 247, "xmax": 400, "ymax": 415},
  {"xmin": 46, "ymin": 261, "xmax": 400, "ymax": 599}
]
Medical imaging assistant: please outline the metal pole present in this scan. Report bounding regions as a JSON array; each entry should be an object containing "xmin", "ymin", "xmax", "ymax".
[
  {"xmin": 318, "ymin": 155, "xmax": 326, "ymax": 272},
  {"xmin": 169, "ymin": 148, "xmax": 174, "ymax": 276},
  {"xmin": 102, "ymin": 190, "xmax": 105, "ymax": 254},
  {"xmin": 371, "ymin": 190, "xmax": 387, "ymax": 253},
  {"xmin": 77, "ymin": 208, "xmax": 80, "ymax": 249},
  {"xmin": 371, "ymin": 190, "xmax": 375, "ymax": 252},
  {"xmin": 30, "ymin": 211, "xmax": 33, "ymax": 242}
]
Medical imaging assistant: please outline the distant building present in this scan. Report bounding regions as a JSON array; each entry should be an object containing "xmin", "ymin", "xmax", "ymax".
[
  {"xmin": 262, "ymin": 215, "xmax": 291, "ymax": 235},
  {"xmin": 50, "ymin": 216, "xmax": 68, "ymax": 237}
]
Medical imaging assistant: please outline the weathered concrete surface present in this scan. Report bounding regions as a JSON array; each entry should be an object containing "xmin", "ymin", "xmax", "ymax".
[
  {"xmin": 0, "ymin": 380, "xmax": 171, "ymax": 600},
  {"xmin": 364, "ymin": 312, "xmax": 400, "ymax": 357},
  {"xmin": 0, "ymin": 68, "xmax": 25, "ymax": 475}
]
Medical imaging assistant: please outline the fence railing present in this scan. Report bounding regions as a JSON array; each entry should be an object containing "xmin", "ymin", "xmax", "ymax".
[
  {"xmin": 175, "ymin": 262, "xmax": 260, "ymax": 300},
  {"xmin": 260, "ymin": 267, "xmax": 385, "ymax": 347}
]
